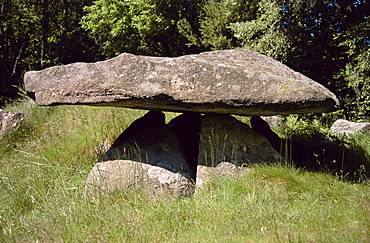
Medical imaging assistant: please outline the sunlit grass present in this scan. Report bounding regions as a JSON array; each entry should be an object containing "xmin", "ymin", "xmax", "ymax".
[{"xmin": 0, "ymin": 100, "xmax": 369, "ymax": 242}]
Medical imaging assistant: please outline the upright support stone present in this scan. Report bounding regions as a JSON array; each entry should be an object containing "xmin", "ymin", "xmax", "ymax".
[
  {"xmin": 198, "ymin": 114, "xmax": 283, "ymax": 167},
  {"xmin": 100, "ymin": 111, "xmax": 193, "ymax": 180}
]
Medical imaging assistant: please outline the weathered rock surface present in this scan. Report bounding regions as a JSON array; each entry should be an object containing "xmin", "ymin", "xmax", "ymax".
[
  {"xmin": 0, "ymin": 109, "xmax": 24, "ymax": 139},
  {"xmin": 331, "ymin": 119, "xmax": 370, "ymax": 136},
  {"xmin": 24, "ymin": 49, "xmax": 339, "ymax": 116},
  {"xmin": 198, "ymin": 114, "xmax": 284, "ymax": 167},
  {"xmin": 261, "ymin": 115, "xmax": 287, "ymax": 131},
  {"xmin": 100, "ymin": 111, "xmax": 194, "ymax": 180},
  {"xmin": 196, "ymin": 162, "xmax": 253, "ymax": 188},
  {"xmin": 85, "ymin": 160, "xmax": 194, "ymax": 199}
]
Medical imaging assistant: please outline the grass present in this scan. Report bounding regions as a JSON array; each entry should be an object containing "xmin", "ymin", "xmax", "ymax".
[{"xmin": 0, "ymin": 99, "xmax": 369, "ymax": 242}]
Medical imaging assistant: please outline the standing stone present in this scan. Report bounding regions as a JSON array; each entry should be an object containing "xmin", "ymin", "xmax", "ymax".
[
  {"xmin": 250, "ymin": 116, "xmax": 282, "ymax": 152},
  {"xmin": 168, "ymin": 112, "xmax": 202, "ymax": 180},
  {"xmin": 100, "ymin": 111, "xmax": 193, "ymax": 179},
  {"xmin": 85, "ymin": 160, "xmax": 194, "ymax": 199},
  {"xmin": 196, "ymin": 162, "xmax": 254, "ymax": 189},
  {"xmin": 198, "ymin": 114, "xmax": 283, "ymax": 167}
]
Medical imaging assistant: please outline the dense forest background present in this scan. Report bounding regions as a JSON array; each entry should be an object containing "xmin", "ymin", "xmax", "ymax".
[{"xmin": 1, "ymin": 0, "xmax": 369, "ymax": 121}]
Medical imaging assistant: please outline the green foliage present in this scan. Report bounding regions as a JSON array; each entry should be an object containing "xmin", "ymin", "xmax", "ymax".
[
  {"xmin": 1, "ymin": 0, "xmax": 369, "ymax": 122},
  {"xmin": 80, "ymin": 0, "xmax": 205, "ymax": 57},
  {"xmin": 178, "ymin": 0, "xmax": 235, "ymax": 50},
  {"xmin": 336, "ymin": 17, "xmax": 370, "ymax": 121},
  {"xmin": 229, "ymin": 0, "xmax": 291, "ymax": 62},
  {"xmin": 282, "ymin": 1, "xmax": 370, "ymax": 121},
  {"xmin": 229, "ymin": 0, "xmax": 369, "ymax": 120},
  {"xmin": 81, "ymin": 0, "xmax": 171, "ymax": 56},
  {"xmin": 275, "ymin": 114, "xmax": 333, "ymax": 139},
  {"xmin": 270, "ymin": 114, "xmax": 370, "ymax": 181},
  {"xmin": 0, "ymin": 0, "xmax": 101, "ymax": 106}
]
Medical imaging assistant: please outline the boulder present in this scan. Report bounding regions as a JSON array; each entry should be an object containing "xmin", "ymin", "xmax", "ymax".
[
  {"xmin": 251, "ymin": 116, "xmax": 369, "ymax": 181},
  {"xmin": 0, "ymin": 109, "xmax": 24, "ymax": 139},
  {"xmin": 198, "ymin": 114, "xmax": 284, "ymax": 167},
  {"xmin": 24, "ymin": 49, "xmax": 339, "ymax": 116},
  {"xmin": 261, "ymin": 116, "xmax": 287, "ymax": 131},
  {"xmin": 196, "ymin": 162, "xmax": 253, "ymax": 188},
  {"xmin": 331, "ymin": 119, "xmax": 370, "ymax": 137},
  {"xmin": 100, "ymin": 111, "xmax": 194, "ymax": 180},
  {"xmin": 85, "ymin": 160, "xmax": 194, "ymax": 199}
]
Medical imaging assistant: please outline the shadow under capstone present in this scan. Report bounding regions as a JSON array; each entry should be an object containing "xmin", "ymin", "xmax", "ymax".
[
  {"xmin": 100, "ymin": 111, "xmax": 286, "ymax": 182},
  {"xmin": 168, "ymin": 112, "xmax": 202, "ymax": 180},
  {"xmin": 251, "ymin": 116, "xmax": 369, "ymax": 181},
  {"xmin": 100, "ymin": 110, "xmax": 197, "ymax": 180}
]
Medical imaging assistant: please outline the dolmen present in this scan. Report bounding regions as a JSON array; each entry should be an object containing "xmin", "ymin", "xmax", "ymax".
[{"xmin": 24, "ymin": 49, "xmax": 342, "ymax": 198}]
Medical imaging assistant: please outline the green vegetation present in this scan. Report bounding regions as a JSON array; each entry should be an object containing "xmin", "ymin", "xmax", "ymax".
[
  {"xmin": 0, "ymin": 0, "xmax": 102, "ymax": 102},
  {"xmin": 1, "ymin": 1, "xmax": 368, "ymax": 241},
  {"xmin": 1, "ymin": 0, "xmax": 369, "ymax": 120},
  {"xmin": 1, "ymin": 100, "xmax": 369, "ymax": 242}
]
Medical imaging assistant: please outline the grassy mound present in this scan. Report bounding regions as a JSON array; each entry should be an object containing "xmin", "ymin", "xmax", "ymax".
[{"xmin": 0, "ymin": 100, "xmax": 369, "ymax": 242}]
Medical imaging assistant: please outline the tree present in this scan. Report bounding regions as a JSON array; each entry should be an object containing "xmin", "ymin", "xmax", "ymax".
[
  {"xmin": 0, "ymin": 0, "xmax": 101, "ymax": 106},
  {"xmin": 2, "ymin": 0, "xmax": 368, "ymax": 120},
  {"xmin": 336, "ymin": 17, "xmax": 370, "ymax": 120},
  {"xmin": 178, "ymin": 0, "xmax": 235, "ymax": 50},
  {"xmin": 81, "ymin": 0, "xmax": 260, "ymax": 56},
  {"xmin": 229, "ymin": 0, "xmax": 369, "ymax": 120},
  {"xmin": 229, "ymin": 0, "xmax": 291, "ymax": 62},
  {"xmin": 282, "ymin": 0, "xmax": 370, "ymax": 120},
  {"xmin": 0, "ymin": 0, "xmax": 36, "ymax": 103},
  {"xmin": 81, "ymin": 0, "xmax": 206, "ymax": 57},
  {"xmin": 177, "ymin": 0, "xmax": 264, "ymax": 51}
]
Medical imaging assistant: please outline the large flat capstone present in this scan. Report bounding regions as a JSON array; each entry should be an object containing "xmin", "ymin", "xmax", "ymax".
[{"xmin": 24, "ymin": 49, "xmax": 339, "ymax": 115}]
